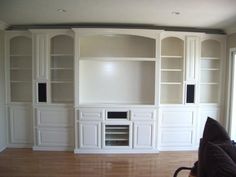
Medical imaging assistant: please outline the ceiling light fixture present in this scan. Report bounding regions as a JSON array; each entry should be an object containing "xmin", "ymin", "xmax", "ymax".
[
  {"xmin": 57, "ymin": 8, "xmax": 67, "ymax": 13},
  {"xmin": 172, "ymin": 11, "xmax": 180, "ymax": 15}
]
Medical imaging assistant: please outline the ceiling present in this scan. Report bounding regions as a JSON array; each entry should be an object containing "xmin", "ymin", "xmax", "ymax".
[{"xmin": 0, "ymin": 0, "xmax": 236, "ymax": 32}]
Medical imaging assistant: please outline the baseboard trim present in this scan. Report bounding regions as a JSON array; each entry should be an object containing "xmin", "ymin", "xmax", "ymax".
[
  {"xmin": 74, "ymin": 149, "xmax": 159, "ymax": 154},
  {"xmin": 0, "ymin": 146, "xmax": 7, "ymax": 152},
  {"xmin": 33, "ymin": 146, "xmax": 73, "ymax": 152},
  {"xmin": 7, "ymin": 144, "xmax": 32, "ymax": 148},
  {"xmin": 158, "ymin": 147, "xmax": 198, "ymax": 151}
]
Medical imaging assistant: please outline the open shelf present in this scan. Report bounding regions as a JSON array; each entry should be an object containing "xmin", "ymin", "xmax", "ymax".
[
  {"xmin": 105, "ymin": 125, "xmax": 130, "ymax": 147},
  {"xmin": 160, "ymin": 37, "xmax": 184, "ymax": 104},
  {"xmin": 9, "ymin": 36, "xmax": 32, "ymax": 102},
  {"xmin": 200, "ymin": 84, "xmax": 219, "ymax": 103},
  {"xmin": 200, "ymin": 39, "xmax": 221, "ymax": 104},
  {"xmin": 50, "ymin": 35, "xmax": 74, "ymax": 103},
  {"xmin": 79, "ymin": 60, "xmax": 155, "ymax": 105},
  {"xmin": 79, "ymin": 57, "xmax": 156, "ymax": 61},
  {"xmin": 10, "ymin": 82, "xmax": 32, "ymax": 102},
  {"xmin": 51, "ymin": 83, "xmax": 74, "ymax": 103},
  {"xmin": 160, "ymin": 84, "xmax": 183, "ymax": 104}
]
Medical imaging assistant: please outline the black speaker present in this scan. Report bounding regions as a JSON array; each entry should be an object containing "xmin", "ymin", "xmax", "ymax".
[{"xmin": 38, "ymin": 83, "xmax": 47, "ymax": 102}]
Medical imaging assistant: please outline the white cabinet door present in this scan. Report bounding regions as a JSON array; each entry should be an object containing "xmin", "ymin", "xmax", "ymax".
[
  {"xmin": 36, "ymin": 128, "xmax": 73, "ymax": 148},
  {"xmin": 159, "ymin": 107, "xmax": 197, "ymax": 150},
  {"xmin": 34, "ymin": 107, "xmax": 74, "ymax": 150},
  {"xmin": 131, "ymin": 109, "xmax": 156, "ymax": 121},
  {"xmin": 133, "ymin": 122, "xmax": 154, "ymax": 148},
  {"xmin": 8, "ymin": 105, "xmax": 32, "ymax": 147},
  {"xmin": 36, "ymin": 107, "xmax": 73, "ymax": 127},
  {"xmin": 79, "ymin": 122, "xmax": 101, "ymax": 149},
  {"xmin": 78, "ymin": 108, "xmax": 104, "ymax": 121}
]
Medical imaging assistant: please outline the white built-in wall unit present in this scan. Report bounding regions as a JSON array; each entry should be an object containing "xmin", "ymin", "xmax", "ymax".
[
  {"xmin": 74, "ymin": 29, "xmax": 159, "ymax": 153},
  {"xmin": 30, "ymin": 30, "xmax": 74, "ymax": 151},
  {"xmin": 5, "ymin": 31, "xmax": 33, "ymax": 148},
  {"xmin": 3, "ymin": 28, "xmax": 226, "ymax": 153}
]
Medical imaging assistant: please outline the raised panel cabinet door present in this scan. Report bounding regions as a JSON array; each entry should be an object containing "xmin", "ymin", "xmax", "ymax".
[
  {"xmin": 185, "ymin": 36, "xmax": 199, "ymax": 82},
  {"xmin": 131, "ymin": 109, "xmax": 156, "ymax": 121},
  {"xmin": 78, "ymin": 108, "xmax": 104, "ymax": 121},
  {"xmin": 160, "ymin": 129, "xmax": 193, "ymax": 147},
  {"xmin": 36, "ymin": 108, "xmax": 73, "ymax": 127},
  {"xmin": 159, "ymin": 108, "xmax": 197, "ymax": 150},
  {"xmin": 8, "ymin": 106, "xmax": 32, "ymax": 146},
  {"xmin": 133, "ymin": 122, "xmax": 154, "ymax": 148},
  {"xmin": 79, "ymin": 122, "xmax": 101, "ymax": 149},
  {"xmin": 37, "ymin": 128, "xmax": 73, "ymax": 147}
]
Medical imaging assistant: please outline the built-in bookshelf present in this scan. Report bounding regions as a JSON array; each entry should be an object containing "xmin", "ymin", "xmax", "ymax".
[
  {"xmin": 10, "ymin": 36, "xmax": 32, "ymax": 102},
  {"xmin": 200, "ymin": 39, "xmax": 221, "ymax": 103},
  {"xmin": 160, "ymin": 37, "xmax": 184, "ymax": 104},
  {"xmin": 50, "ymin": 35, "xmax": 74, "ymax": 103}
]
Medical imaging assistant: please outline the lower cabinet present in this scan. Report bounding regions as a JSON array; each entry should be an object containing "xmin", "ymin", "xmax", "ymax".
[
  {"xmin": 158, "ymin": 107, "xmax": 197, "ymax": 151},
  {"xmin": 34, "ymin": 106, "xmax": 74, "ymax": 151},
  {"xmin": 75, "ymin": 107, "xmax": 157, "ymax": 153},
  {"xmin": 36, "ymin": 128, "xmax": 73, "ymax": 148},
  {"xmin": 8, "ymin": 104, "xmax": 33, "ymax": 147},
  {"xmin": 133, "ymin": 122, "xmax": 154, "ymax": 149},
  {"xmin": 78, "ymin": 121, "xmax": 101, "ymax": 149}
]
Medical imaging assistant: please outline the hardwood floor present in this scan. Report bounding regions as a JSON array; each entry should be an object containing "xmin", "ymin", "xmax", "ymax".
[{"xmin": 0, "ymin": 149, "xmax": 197, "ymax": 177}]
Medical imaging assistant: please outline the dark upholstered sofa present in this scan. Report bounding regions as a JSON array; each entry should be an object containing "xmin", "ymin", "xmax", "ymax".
[{"xmin": 173, "ymin": 117, "xmax": 236, "ymax": 177}]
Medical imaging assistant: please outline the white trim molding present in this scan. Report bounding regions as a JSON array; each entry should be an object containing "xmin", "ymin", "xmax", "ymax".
[{"xmin": 226, "ymin": 48, "xmax": 236, "ymax": 132}]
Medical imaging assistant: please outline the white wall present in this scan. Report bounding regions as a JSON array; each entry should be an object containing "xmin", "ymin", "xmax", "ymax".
[{"xmin": 0, "ymin": 29, "xmax": 6, "ymax": 151}]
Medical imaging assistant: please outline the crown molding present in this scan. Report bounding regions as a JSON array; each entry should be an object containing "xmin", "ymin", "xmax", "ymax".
[
  {"xmin": 0, "ymin": 21, "xmax": 8, "ymax": 30},
  {"xmin": 6, "ymin": 23, "xmax": 225, "ymax": 34}
]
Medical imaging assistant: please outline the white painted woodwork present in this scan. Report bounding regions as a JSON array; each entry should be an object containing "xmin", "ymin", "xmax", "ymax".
[
  {"xmin": 161, "ymin": 110, "xmax": 194, "ymax": 128},
  {"xmin": 34, "ymin": 106, "xmax": 74, "ymax": 150},
  {"xmin": 8, "ymin": 105, "xmax": 32, "ymax": 147},
  {"xmin": 0, "ymin": 106, "xmax": 6, "ymax": 151},
  {"xmin": 185, "ymin": 36, "xmax": 199, "ymax": 81},
  {"xmin": 50, "ymin": 34, "xmax": 74, "ymax": 103},
  {"xmin": 133, "ymin": 122, "xmax": 154, "ymax": 148},
  {"xmin": 36, "ymin": 127, "xmax": 73, "ymax": 147},
  {"xmin": 200, "ymin": 38, "xmax": 222, "ymax": 104},
  {"xmin": 36, "ymin": 108, "xmax": 73, "ymax": 127},
  {"xmin": 131, "ymin": 109, "xmax": 156, "ymax": 121},
  {"xmin": 160, "ymin": 37, "xmax": 184, "ymax": 104},
  {"xmin": 79, "ymin": 121, "xmax": 101, "ymax": 149},
  {"xmin": 159, "ymin": 107, "xmax": 196, "ymax": 150},
  {"xmin": 160, "ymin": 129, "xmax": 193, "ymax": 147},
  {"xmin": 78, "ymin": 108, "xmax": 104, "ymax": 121},
  {"xmin": 0, "ymin": 30, "xmax": 6, "ymax": 151},
  {"xmin": 6, "ymin": 33, "xmax": 33, "ymax": 103},
  {"xmin": 32, "ymin": 33, "xmax": 49, "ymax": 80},
  {"xmin": 2, "ymin": 29, "xmax": 226, "ymax": 153}
]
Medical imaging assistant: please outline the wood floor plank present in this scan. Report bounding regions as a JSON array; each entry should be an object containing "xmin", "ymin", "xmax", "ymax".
[{"xmin": 0, "ymin": 149, "xmax": 197, "ymax": 177}]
